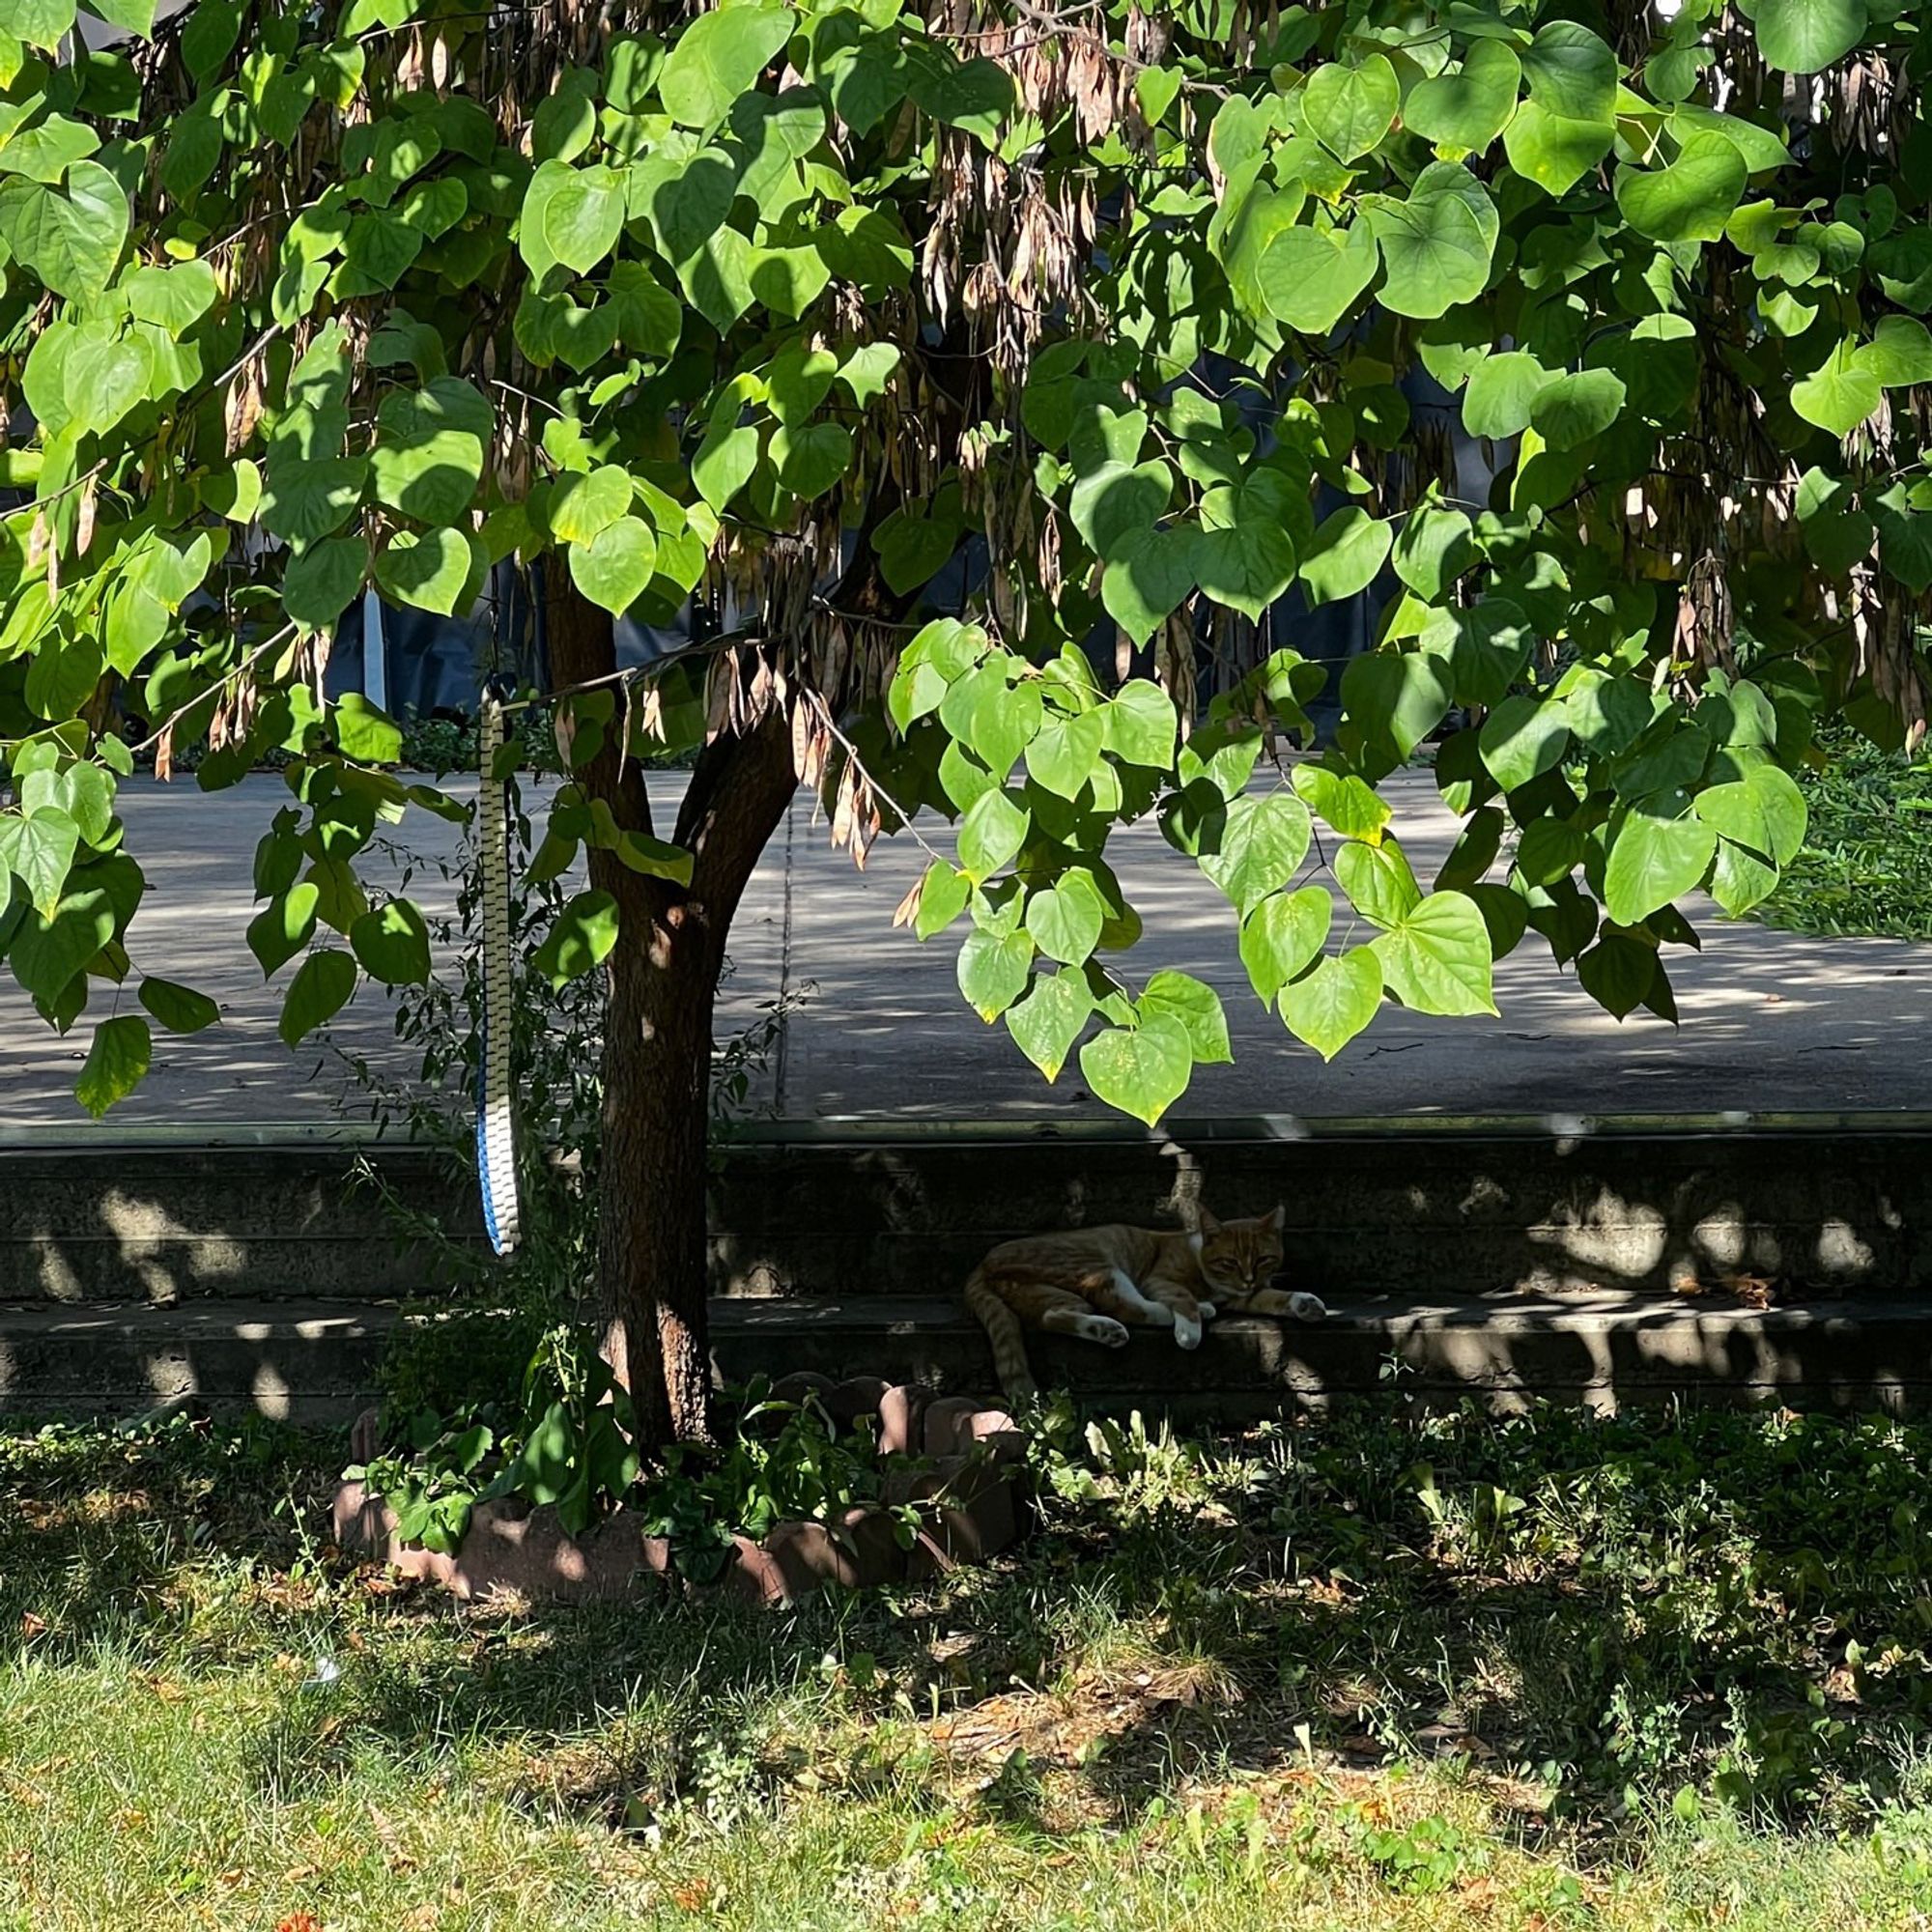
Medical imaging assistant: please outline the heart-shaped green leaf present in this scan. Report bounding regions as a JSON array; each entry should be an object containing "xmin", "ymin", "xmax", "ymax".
[
  {"xmin": 1005, "ymin": 969, "xmax": 1093, "ymax": 1081},
  {"xmin": 1200, "ymin": 792, "xmax": 1314, "ymax": 913},
  {"xmin": 1239, "ymin": 885, "xmax": 1332, "ymax": 1004},
  {"xmin": 1279, "ymin": 948, "xmax": 1383, "ymax": 1060},
  {"xmin": 278, "ymin": 947, "xmax": 357, "ymax": 1046},
  {"xmin": 1371, "ymin": 890, "xmax": 1498, "ymax": 1016},
  {"xmin": 1605, "ymin": 806, "xmax": 1719, "ymax": 923},
  {"xmin": 1303, "ymin": 55, "xmax": 1400, "ymax": 162},
  {"xmin": 569, "ymin": 516, "xmax": 658, "ymax": 615},
  {"xmin": 1258, "ymin": 221, "xmax": 1380, "ymax": 336},
  {"xmin": 75, "ymin": 1013, "xmax": 152, "ymax": 1117},
  {"xmin": 1078, "ymin": 1012, "xmax": 1193, "ymax": 1125}
]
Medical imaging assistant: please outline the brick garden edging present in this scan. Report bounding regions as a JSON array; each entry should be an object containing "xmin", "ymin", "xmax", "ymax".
[{"xmin": 330, "ymin": 1375, "xmax": 1027, "ymax": 1605}]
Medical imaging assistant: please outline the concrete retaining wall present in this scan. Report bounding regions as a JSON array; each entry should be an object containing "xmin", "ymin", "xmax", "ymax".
[{"xmin": 3, "ymin": 1116, "xmax": 1929, "ymax": 1306}]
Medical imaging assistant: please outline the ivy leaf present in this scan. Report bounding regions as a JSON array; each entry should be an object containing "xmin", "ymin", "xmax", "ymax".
[
  {"xmin": 1279, "ymin": 948, "xmax": 1382, "ymax": 1060},
  {"xmin": 1367, "ymin": 162, "xmax": 1498, "ymax": 319},
  {"xmin": 660, "ymin": 6, "xmax": 795, "ymax": 130},
  {"xmin": 1200, "ymin": 792, "xmax": 1313, "ymax": 914},
  {"xmin": 1605, "ymin": 806, "xmax": 1719, "ymax": 924},
  {"xmin": 278, "ymin": 948, "xmax": 357, "ymax": 1046},
  {"xmin": 569, "ymin": 517, "xmax": 658, "ymax": 614},
  {"xmin": 350, "ymin": 899, "xmax": 433, "ymax": 985},
  {"xmin": 1005, "ymin": 969, "xmax": 1092, "ymax": 1081},
  {"xmin": 1258, "ymin": 221, "xmax": 1379, "ymax": 336},
  {"xmin": 1078, "ymin": 1012, "xmax": 1193, "ymax": 1126},
  {"xmin": 1370, "ymin": 891, "xmax": 1498, "ymax": 1016},
  {"xmin": 1302, "ymin": 55, "xmax": 1400, "ymax": 162},
  {"xmin": 1615, "ymin": 134, "xmax": 1747, "ymax": 244},
  {"xmin": 1755, "ymin": 0, "xmax": 1868, "ymax": 74},
  {"xmin": 533, "ymin": 890, "xmax": 621, "ymax": 987},
  {"xmin": 75, "ymin": 1014, "xmax": 151, "ymax": 1118},
  {"xmin": 1239, "ymin": 886, "xmax": 1331, "ymax": 1004}
]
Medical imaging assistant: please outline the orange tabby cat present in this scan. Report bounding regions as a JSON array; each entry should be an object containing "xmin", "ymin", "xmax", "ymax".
[{"xmin": 964, "ymin": 1206, "xmax": 1327, "ymax": 1400}]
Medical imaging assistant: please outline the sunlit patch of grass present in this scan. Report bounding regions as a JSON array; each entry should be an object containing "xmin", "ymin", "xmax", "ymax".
[{"xmin": 10, "ymin": 1405, "xmax": 1932, "ymax": 1926}]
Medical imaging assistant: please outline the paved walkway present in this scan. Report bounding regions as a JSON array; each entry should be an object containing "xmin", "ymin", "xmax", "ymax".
[{"xmin": 4, "ymin": 769, "xmax": 1927, "ymax": 1128}]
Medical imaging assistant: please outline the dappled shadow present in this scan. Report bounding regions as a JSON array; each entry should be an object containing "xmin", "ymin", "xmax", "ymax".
[{"xmin": 8, "ymin": 1404, "xmax": 1932, "ymax": 1838}]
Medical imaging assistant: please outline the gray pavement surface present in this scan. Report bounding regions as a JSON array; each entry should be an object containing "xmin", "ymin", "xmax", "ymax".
[{"xmin": 4, "ymin": 768, "xmax": 1927, "ymax": 1128}]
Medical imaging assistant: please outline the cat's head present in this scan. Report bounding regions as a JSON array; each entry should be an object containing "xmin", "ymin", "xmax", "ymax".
[{"xmin": 1189, "ymin": 1206, "xmax": 1287, "ymax": 1303}]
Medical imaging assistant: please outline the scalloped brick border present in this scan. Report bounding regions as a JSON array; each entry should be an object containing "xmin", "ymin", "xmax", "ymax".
[{"xmin": 329, "ymin": 1376, "xmax": 1027, "ymax": 1606}]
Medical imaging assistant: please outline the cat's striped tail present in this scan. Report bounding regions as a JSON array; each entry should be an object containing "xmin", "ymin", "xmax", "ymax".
[{"xmin": 964, "ymin": 1267, "xmax": 1036, "ymax": 1403}]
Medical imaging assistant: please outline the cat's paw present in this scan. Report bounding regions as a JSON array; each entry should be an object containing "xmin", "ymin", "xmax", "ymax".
[
  {"xmin": 1197, "ymin": 1301, "xmax": 1218, "ymax": 1321},
  {"xmin": 1287, "ymin": 1291, "xmax": 1328, "ymax": 1323},
  {"xmin": 1173, "ymin": 1314, "xmax": 1204, "ymax": 1350},
  {"xmin": 1076, "ymin": 1314, "xmax": 1131, "ymax": 1349}
]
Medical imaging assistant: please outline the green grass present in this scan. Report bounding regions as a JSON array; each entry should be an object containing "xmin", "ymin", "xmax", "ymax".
[
  {"xmin": 10, "ymin": 1404, "xmax": 1932, "ymax": 1928},
  {"xmin": 1760, "ymin": 730, "xmax": 1932, "ymax": 940}
]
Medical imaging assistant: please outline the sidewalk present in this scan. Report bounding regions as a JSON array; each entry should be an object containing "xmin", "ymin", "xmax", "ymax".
[{"xmin": 4, "ymin": 769, "xmax": 1926, "ymax": 1128}]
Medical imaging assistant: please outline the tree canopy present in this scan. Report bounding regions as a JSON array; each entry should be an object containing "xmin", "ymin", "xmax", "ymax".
[{"xmin": 2, "ymin": 0, "xmax": 1928, "ymax": 1129}]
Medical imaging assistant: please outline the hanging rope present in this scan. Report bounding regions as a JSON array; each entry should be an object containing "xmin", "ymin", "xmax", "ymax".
[{"xmin": 475, "ymin": 681, "xmax": 522, "ymax": 1257}]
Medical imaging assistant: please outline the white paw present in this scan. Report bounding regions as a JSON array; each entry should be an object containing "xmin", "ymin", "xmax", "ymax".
[
  {"xmin": 1141, "ymin": 1300, "xmax": 1176, "ymax": 1327},
  {"xmin": 1078, "ymin": 1315, "xmax": 1131, "ymax": 1349},
  {"xmin": 1288, "ymin": 1291, "xmax": 1328, "ymax": 1323},
  {"xmin": 1197, "ymin": 1302, "xmax": 1218, "ymax": 1321},
  {"xmin": 1173, "ymin": 1315, "xmax": 1203, "ymax": 1350}
]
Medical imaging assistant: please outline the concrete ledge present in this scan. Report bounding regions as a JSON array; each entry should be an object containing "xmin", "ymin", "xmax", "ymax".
[
  {"xmin": 6, "ymin": 1117, "xmax": 1931, "ymax": 1308},
  {"xmin": 11, "ymin": 1288, "xmax": 1932, "ymax": 1423}
]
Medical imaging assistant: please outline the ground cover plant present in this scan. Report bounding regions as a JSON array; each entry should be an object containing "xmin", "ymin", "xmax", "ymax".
[
  {"xmin": 10, "ymin": 1399, "xmax": 1932, "ymax": 1927},
  {"xmin": 6, "ymin": 0, "xmax": 1932, "ymax": 1452},
  {"xmin": 1760, "ymin": 724, "xmax": 1932, "ymax": 941}
]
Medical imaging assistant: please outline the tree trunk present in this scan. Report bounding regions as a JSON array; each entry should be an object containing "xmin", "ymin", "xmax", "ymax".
[{"xmin": 542, "ymin": 560, "xmax": 797, "ymax": 1452}]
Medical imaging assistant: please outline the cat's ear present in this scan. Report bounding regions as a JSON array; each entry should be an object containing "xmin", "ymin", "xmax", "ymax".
[
  {"xmin": 1264, "ymin": 1205, "xmax": 1286, "ymax": 1233},
  {"xmin": 1198, "ymin": 1208, "xmax": 1223, "ymax": 1237}
]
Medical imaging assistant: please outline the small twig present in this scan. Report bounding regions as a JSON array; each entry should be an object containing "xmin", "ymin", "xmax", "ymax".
[
  {"xmin": 128, "ymin": 626, "xmax": 296, "ymax": 761},
  {"xmin": 804, "ymin": 686, "xmax": 952, "ymax": 869}
]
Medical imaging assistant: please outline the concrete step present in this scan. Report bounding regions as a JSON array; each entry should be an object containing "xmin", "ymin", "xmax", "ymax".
[{"xmin": 6, "ymin": 1289, "xmax": 1932, "ymax": 1425}]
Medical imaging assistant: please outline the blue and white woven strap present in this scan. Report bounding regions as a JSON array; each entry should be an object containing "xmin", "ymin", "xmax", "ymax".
[{"xmin": 475, "ymin": 687, "xmax": 522, "ymax": 1256}]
